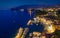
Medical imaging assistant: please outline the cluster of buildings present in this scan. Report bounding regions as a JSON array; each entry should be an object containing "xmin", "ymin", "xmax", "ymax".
[{"xmin": 14, "ymin": 5, "xmax": 60, "ymax": 38}]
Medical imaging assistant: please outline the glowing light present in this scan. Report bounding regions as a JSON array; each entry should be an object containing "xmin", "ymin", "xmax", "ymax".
[
  {"xmin": 33, "ymin": 18, "xmax": 37, "ymax": 22},
  {"xmin": 15, "ymin": 27, "xmax": 23, "ymax": 38},
  {"xmin": 48, "ymin": 9, "xmax": 54, "ymax": 11},
  {"xmin": 33, "ymin": 32, "xmax": 39, "ymax": 35},
  {"xmin": 45, "ymin": 24, "xmax": 56, "ymax": 34},
  {"xmin": 33, "ymin": 32, "xmax": 41, "ymax": 36},
  {"xmin": 21, "ymin": 28, "xmax": 29, "ymax": 38},
  {"xmin": 27, "ymin": 20, "xmax": 32, "ymax": 25}
]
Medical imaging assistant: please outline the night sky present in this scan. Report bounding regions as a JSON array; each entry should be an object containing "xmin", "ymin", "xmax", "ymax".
[
  {"xmin": 0, "ymin": 0, "xmax": 60, "ymax": 38},
  {"xmin": 0, "ymin": 0, "xmax": 60, "ymax": 10}
]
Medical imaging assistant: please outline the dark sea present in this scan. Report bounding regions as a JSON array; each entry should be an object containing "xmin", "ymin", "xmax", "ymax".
[{"xmin": 0, "ymin": 9, "xmax": 44, "ymax": 38}]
